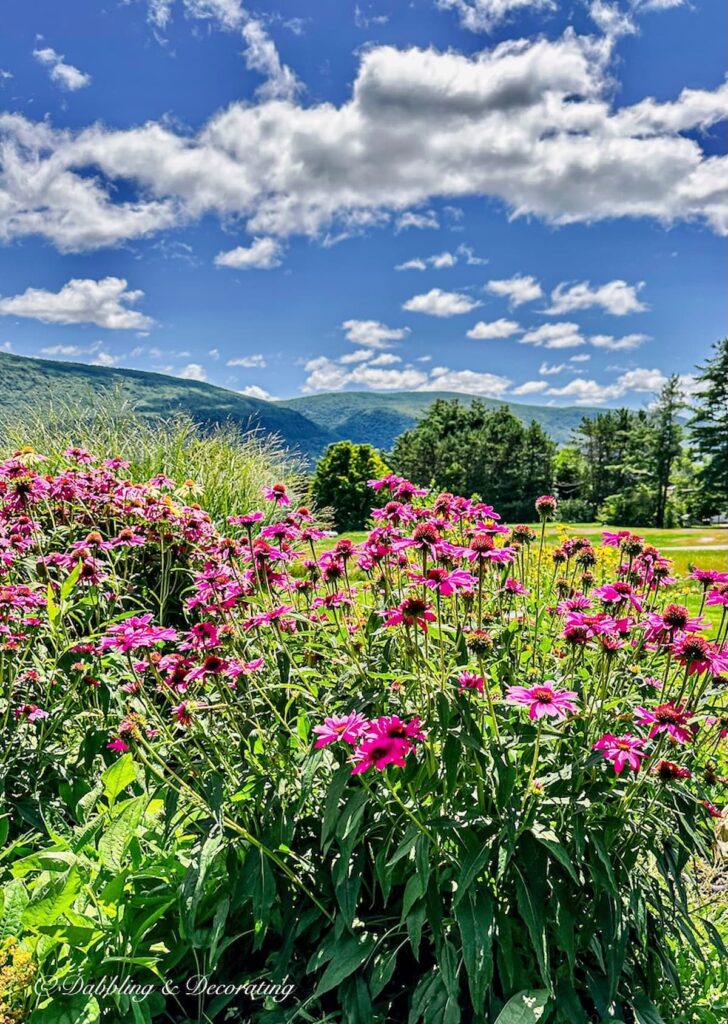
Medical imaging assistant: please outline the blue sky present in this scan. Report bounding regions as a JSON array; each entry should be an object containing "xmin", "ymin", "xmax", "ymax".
[{"xmin": 0, "ymin": 0, "xmax": 725, "ymax": 406}]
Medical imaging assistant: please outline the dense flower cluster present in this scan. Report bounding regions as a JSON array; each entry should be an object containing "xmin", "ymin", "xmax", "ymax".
[{"xmin": 1, "ymin": 448, "xmax": 726, "ymax": 1021}]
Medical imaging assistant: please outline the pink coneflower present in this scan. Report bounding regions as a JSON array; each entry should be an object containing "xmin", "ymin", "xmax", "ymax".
[
  {"xmin": 689, "ymin": 568, "xmax": 728, "ymax": 587},
  {"xmin": 644, "ymin": 604, "xmax": 706, "ymax": 644},
  {"xmin": 593, "ymin": 733, "xmax": 646, "ymax": 774},
  {"xmin": 457, "ymin": 671, "xmax": 485, "ymax": 693},
  {"xmin": 535, "ymin": 495, "xmax": 557, "ymax": 519},
  {"xmin": 505, "ymin": 684, "xmax": 578, "ymax": 721},
  {"xmin": 368, "ymin": 715, "xmax": 426, "ymax": 743},
  {"xmin": 602, "ymin": 530, "xmax": 631, "ymax": 548},
  {"xmin": 262, "ymin": 483, "xmax": 290, "ymax": 506},
  {"xmin": 14, "ymin": 704, "xmax": 49, "ymax": 723},
  {"xmin": 107, "ymin": 738, "xmax": 130, "ymax": 754},
  {"xmin": 410, "ymin": 567, "xmax": 478, "ymax": 596},
  {"xmin": 503, "ymin": 578, "xmax": 529, "ymax": 597},
  {"xmin": 592, "ymin": 582, "xmax": 643, "ymax": 614},
  {"xmin": 635, "ymin": 703, "xmax": 694, "ymax": 744},
  {"xmin": 672, "ymin": 635, "xmax": 728, "ymax": 676},
  {"xmin": 706, "ymin": 585, "xmax": 728, "ymax": 607},
  {"xmin": 351, "ymin": 735, "xmax": 411, "ymax": 774},
  {"xmin": 382, "ymin": 597, "xmax": 436, "ymax": 632},
  {"xmin": 228, "ymin": 511, "xmax": 264, "ymax": 526},
  {"xmin": 653, "ymin": 760, "xmax": 692, "ymax": 782},
  {"xmin": 100, "ymin": 614, "xmax": 178, "ymax": 653},
  {"xmin": 703, "ymin": 801, "xmax": 722, "ymax": 819},
  {"xmin": 171, "ymin": 701, "xmax": 193, "ymax": 727},
  {"xmin": 313, "ymin": 712, "xmax": 369, "ymax": 748}
]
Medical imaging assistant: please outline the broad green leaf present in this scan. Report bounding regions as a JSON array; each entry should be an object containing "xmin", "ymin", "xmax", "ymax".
[
  {"xmin": 30, "ymin": 995, "xmax": 101, "ymax": 1024},
  {"xmin": 530, "ymin": 827, "xmax": 579, "ymax": 884},
  {"xmin": 101, "ymin": 754, "xmax": 137, "ymax": 806},
  {"xmin": 455, "ymin": 890, "xmax": 494, "ymax": 1011},
  {"xmin": 631, "ymin": 994, "xmax": 666, "ymax": 1024},
  {"xmin": 494, "ymin": 990, "xmax": 549, "ymax": 1024},
  {"xmin": 515, "ymin": 869, "xmax": 549, "ymax": 988},
  {"xmin": 23, "ymin": 868, "xmax": 82, "ymax": 928},
  {"xmin": 314, "ymin": 933, "xmax": 375, "ymax": 996},
  {"xmin": 97, "ymin": 797, "xmax": 145, "ymax": 871},
  {"xmin": 0, "ymin": 878, "xmax": 29, "ymax": 941}
]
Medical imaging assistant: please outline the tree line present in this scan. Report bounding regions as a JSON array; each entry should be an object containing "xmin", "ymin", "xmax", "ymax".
[{"xmin": 312, "ymin": 338, "xmax": 728, "ymax": 529}]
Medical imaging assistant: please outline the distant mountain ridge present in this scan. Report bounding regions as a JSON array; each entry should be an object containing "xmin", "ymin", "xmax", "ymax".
[
  {"xmin": 278, "ymin": 391, "xmax": 600, "ymax": 448},
  {"xmin": 0, "ymin": 352, "xmax": 601, "ymax": 461}
]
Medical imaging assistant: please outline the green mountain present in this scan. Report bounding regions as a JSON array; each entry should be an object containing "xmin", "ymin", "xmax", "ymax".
[
  {"xmin": 0, "ymin": 352, "xmax": 600, "ymax": 462},
  {"xmin": 279, "ymin": 390, "xmax": 600, "ymax": 448},
  {"xmin": 0, "ymin": 352, "xmax": 336, "ymax": 462}
]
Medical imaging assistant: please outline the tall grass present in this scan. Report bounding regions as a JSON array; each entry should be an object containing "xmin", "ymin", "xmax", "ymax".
[{"xmin": 0, "ymin": 389, "xmax": 310, "ymax": 525}]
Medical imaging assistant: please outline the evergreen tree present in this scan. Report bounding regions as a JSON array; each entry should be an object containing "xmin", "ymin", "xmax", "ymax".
[
  {"xmin": 312, "ymin": 441, "xmax": 390, "ymax": 531},
  {"xmin": 689, "ymin": 338, "xmax": 728, "ymax": 515},
  {"xmin": 651, "ymin": 375, "xmax": 684, "ymax": 527}
]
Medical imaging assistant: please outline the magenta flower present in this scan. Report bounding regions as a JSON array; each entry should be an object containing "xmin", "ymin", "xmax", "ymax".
[
  {"xmin": 228, "ymin": 511, "xmax": 264, "ymax": 526},
  {"xmin": 706, "ymin": 585, "xmax": 728, "ymax": 607},
  {"xmin": 351, "ymin": 735, "xmax": 411, "ymax": 774},
  {"xmin": 100, "ymin": 614, "xmax": 178, "ymax": 653},
  {"xmin": 602, "ymin": 530, "xmax": 631, "ymax": 548},
  {"xmin": 634, "ymin": 703, "xmax": 694, "ymax": 744},
  {"xmin": 593, "ymin": 733, "xmax": 646, "ymax": 774},
  {"xmin": 689, "ymin": 568, "xmax": 728, "ymax": 587},
  {"xmin": 644, "ymin": 604, "xmax": 706, "ymax": 644},
  {"xmin": 107, "ymin": 738, "xmax": 130, "ymax": 754},
  {"xmin": 534, "ymin": 495, "xmax": 557, "ymax": 519},
  {"xmin": 14, "ymin": 704, "xmax": 49, "ymax": 723},
  {"xmin": 672, "ymin": 635, "xmax": 728, "ymax": 676},
  {"xmin": 506, "ymin": 684, "xmax": 578, "ymax": 721},
  {"xmin": 410, "ymin": 567, "xmax": 478, "ymax": 596},
  {"xmin": 313, "ymin": 712, "xmax": 369, "ymax": 748},
  {"xmin": 382, "ymin": 597, "xmax": 436, "ymax": 632},
  {"xmin": 457, "ymin": 671, "xmax": 484, "ymax": 693},
  {"xmin": 262, "ymin": 483, "xmax": 290, "ymax": 506},
  {"xmin": 592, "ymin": 582, "xmax": 643, "ymax": 614}
]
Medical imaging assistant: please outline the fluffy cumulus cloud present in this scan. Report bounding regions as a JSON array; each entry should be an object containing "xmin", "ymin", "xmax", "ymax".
[
  {"xmin": 436, "ymin": 0, "xmax": 556, "ymax": 34},
  {"xmin": 177, "ymin": 362, "xmax": 207, "ymax": 381},
  {"xmin": 341, "ymin": 319, "xmax": 409, "ymax": 349},
  {"xmin": 33, "ymin": 47, "xmax": 90, "ymax": 91},
  {"xmin": 215, "ymin": 237, "xmax": 283, "ymax": 269},
  {"xmin": 396, "ymin": 251, "xmax": 457, "ymax": 271},
  {"xmin": 486, "ymin": 275, "xmax": 543, "ymax": 307},
  {"xmin": 239, "ymin": 384, "xmax": 274, "ymax": 399},
  {"xmin": 403, "ymin": 288, "xmax": 480, "ymax": 317},
  {"xmin": 544, "ymin": 366, "xmax": 668, "ymax": 404},
  {"xmin": 0, "ymin": 277, "xmax": 154, "ymax": 330},
  {"xmin": 546, "ymin": 279, "xmax": 648, "ymax": 316},
  {"xmin": 467, "ymin": 318, "xmax": 522, "ymax": 339},
  {"xmin": 590, "ymin": 332, "xmax": 650, "ymax": 350},
  {"xmin": 512, "ymin": 379, "xmax": 549, "ymax": 395},
  {"xmin": 146, "ymin": 0, "xmax": 246, "ymax": 30},
  {"xmin": 302, "ymin": 354, "xmax": 511, "ymax": 396},
  {"xmin": 2, "ymin": 32, "xmax": 726, "ymax": 252},
  {"xmin": 520, "ymin": 322, "xmax": 584, "ymax": 349}
]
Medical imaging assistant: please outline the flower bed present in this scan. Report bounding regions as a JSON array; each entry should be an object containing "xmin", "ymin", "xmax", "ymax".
[{"xmin": 0, "ymin": 451, "xmax": 726, "ymax": 1023}]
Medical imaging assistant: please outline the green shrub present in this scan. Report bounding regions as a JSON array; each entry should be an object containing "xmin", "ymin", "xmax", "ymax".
[{"xmin": 311, "ymin": 440, "xmax": 390, "ymax": 530}]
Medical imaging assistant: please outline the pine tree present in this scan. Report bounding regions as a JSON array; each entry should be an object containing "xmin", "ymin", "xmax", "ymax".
[
  {"xmin": 689, "ymin": 338, "xmax": 728, "ymax": 515},
  {"xmin": 651, "ymin": 375, "xmax": 684, "ymax": 528}
]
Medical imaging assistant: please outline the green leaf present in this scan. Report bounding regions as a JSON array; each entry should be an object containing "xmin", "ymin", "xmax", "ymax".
[
  {"xmin": 101, "ymin": 754, "xmax": 137, "ymax": 806},
  {"xmin": 455, "ymin": 889, "xmax": 494, "ymax": 1012},
  {"xmin": 514, "ymin": 869, "xmax": 549, "ymax": 988},
  {"xmin": 0, "ymin": 879, "xmax": 29, "ymax": 941},
  {"xmin": 23, "ymin": 868, "xmax": 82, "ymax": 928},
  {"xmin": 60, "ymin": 559, "xmax": 83, "ymax": 603},
  {"xmin": 631, "ymin": 994, "xmax": 666, "ymax": 1024},
  {"xmin": 493, "ymin": 990, "xmax": 549, "ymax": 1024},
  {"xmin": 97, "ymin": 797, "xmax": 145, "ymax": 871},
  {"xmin": 530, "ymin": 827, "xmax": 579, "ymax": 884},
  {"xmin": 314, "ymin": 933, "xmax": 375, "ymax": 997},
  {"xmin": 30, "ymin": 995, "xmax": 101, "ymax": 1024}
]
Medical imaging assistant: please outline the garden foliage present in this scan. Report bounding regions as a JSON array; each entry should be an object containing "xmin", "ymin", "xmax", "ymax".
[{"xmin": 0, "ymin": 449, "xmax": 726, "ymax": 1023}]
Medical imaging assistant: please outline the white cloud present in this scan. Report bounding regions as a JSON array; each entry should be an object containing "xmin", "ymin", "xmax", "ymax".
[
  {"xmin": 512, "ymin": 379, "xmax": 549, "ymax": 395},
  {"xmin": 215, "ymin": 237, "xmax": 283, "ymax": 269},
  {"xmin": 2, "ymin": 35, "xmax": 727, "ymax": 252},
  {"xmin": 146, "ymin": 0, "xmax": 246, "ymax": 30},
  {"xmin": 590, "ymin": 332, "xmax": 650, "ymax": 350},
  {"xmin": 178, "ymin": 362, "xmax": 208, "ymax": 381},
  {"xmin": 33, "ymin": 47, "xmax": 90, "ymax": 91},
  {"xmin": 341, "ymin": 319, "xmax": 409, "ymax": 349},
  {"xmin": 226, "ymin": 353, "xmax": 266, "ymax": 367},
  {"xmin": 467, "ymin": 318, "xmax": 521, "ymax": 339},
  {"xmin": 40, "ymin": 344, "xmax": 85, "ymax": 356},
  {"xmin": 395, "ymin": 251, "xmax": 457, "ymax": 271},
  {"xmin": 302, "ymin": 355, "xmax": 510, "ymax": 396},
  {"xmin": 436, "ymin": 0, "xmax": 556, "ymax": 33},
  {"xmin": 368, "ymin": 352, "xmax": 402, "ymax": 366},
  {"xmin": 403, "ymin": 288, "xmax": 480, "ymax": 317},
  {"xmin": 93, "ymin": 349, "xmax": 118, "ymax": 367},
  {"xmin": 486, "ymin": 274, "xmax": 543, "ymax": 307},
  {"xmin": 395, "ymin": 210, "xmax": 440, "ymax": 232},
  {"xmin": 420, "ymin": 366, "xmax": 511, "ymax": 395},
  {"xmin": 520, "ymin": 322, "xmax": 584, "ymax": 349},
  {"xmin": 241, "ymin": 19, "xmax": 301, "ymax": 101},
  {"xmin": 339, "ymin": 348, "xmax": 374, "ymax": 364},
  {"xmin": 208, "ymin": 347, "xmax": 220, "ymax": 359},
  {"xmin": 545, "ymin": 366, "xmax": 668, "ymax": 404},
  {"xmin": 0, "ymin": 277, "xmax": 154, "ymax": 330},
  {"xmin": 239, "ymin": 384, "xmax": 274, "ymax": 399},
  {"xmin": 457, "ymin": 244, "xmax": 488, "ymax": 266},
  {"xmin": 546, "ymin": 279, "xmax": 648, "ymax": 316},
  {"xmin": 538, "ymin": 361, "xmax": 568, "ymax": 375},
  {"xmin": 570, "ymin": 353, "xmax": 591, "ymax": 362}
]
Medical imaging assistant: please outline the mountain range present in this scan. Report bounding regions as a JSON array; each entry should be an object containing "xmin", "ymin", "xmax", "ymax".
[{"xmin": 0, "ymin": 351, "xmax": 600, "ymax": 462}]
